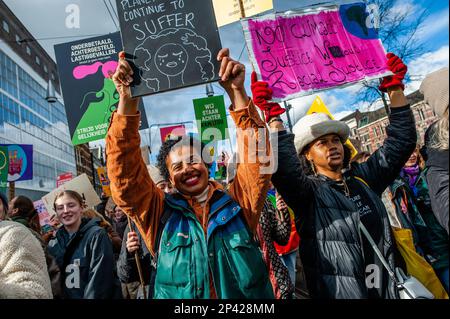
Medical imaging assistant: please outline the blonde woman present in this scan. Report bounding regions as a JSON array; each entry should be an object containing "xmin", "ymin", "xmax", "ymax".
[{"xmin": 420, "ymin": 67, "xmax": 449, "ymax": 235}]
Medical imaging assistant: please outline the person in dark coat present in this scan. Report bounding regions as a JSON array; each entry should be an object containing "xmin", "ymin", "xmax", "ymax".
[
  {"xmin": 112, "ymin": 205, "xmax": 128, "ymax": 240},
  {"xmin": 117, "ymin": 222, "xmax": 152, "ymax": 299},
  {"xmin": 48, "ymin": 190, "xmax": 122, "ymax": 299},
  {"xmin": 253, "ymin": 54, "xmax": 417, "ymax": 299},
  {"xmin": 389, "ymin": 149, "xmax": 449, "ymax": 293},
  {"xmin": 420, "ymin": 67, "xmax": 449, "ymax": 235}
]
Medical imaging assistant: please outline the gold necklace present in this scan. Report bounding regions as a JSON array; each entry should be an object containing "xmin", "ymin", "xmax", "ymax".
[{"xmin": 342, "ymin": 179, "xmax": 350, "ymax": 197}]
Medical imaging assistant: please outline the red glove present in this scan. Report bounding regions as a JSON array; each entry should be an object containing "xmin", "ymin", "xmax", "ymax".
[
  {"xmin": 251, "ymin": 72, "xmax": 286, "ymax": 122},
  {"xmin": 379, "ymin": 53, "xmax": 408, "ymax": 92}
]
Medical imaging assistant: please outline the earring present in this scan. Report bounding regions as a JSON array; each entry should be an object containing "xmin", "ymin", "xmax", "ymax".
[{"xmin": 310, "ymin": 161, "xmax": 317, "ymax": 176}]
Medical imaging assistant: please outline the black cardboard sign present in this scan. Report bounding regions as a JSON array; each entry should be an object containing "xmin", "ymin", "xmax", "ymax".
[{"xmin": 116, "ymin": 0, "xmax": 222, "ymax": 97}]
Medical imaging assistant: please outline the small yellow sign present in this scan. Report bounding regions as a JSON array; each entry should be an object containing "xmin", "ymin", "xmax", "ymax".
[
  {"xmin": 306, "ymin": 96, "xmax": 358, "ymax": 159},
  {"xmin": 212, "ymin": 0, "xmax": 273, "ymax": 27}
]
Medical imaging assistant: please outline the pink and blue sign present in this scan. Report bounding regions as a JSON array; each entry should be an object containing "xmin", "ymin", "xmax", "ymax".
[
  {"xmin": 242, "ymin": 2, "xmax": 391, "ymax": 101},
  {"xmin": 0, "ymin": 144, "xmax": 33, "ymax": 182}
]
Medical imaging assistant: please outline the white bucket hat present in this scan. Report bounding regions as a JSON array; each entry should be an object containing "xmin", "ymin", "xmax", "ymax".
[{"xmin": 293, "ymin": 113, "xmax": 350, "ymax": 155}]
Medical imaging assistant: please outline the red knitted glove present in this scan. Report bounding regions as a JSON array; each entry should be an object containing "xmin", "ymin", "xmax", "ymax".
[
  {"xmin": 251, "ymin": 72, "xmax": 286, "ymax": 122},
  {"xmin": 379, "ymin": 53, "xmax": 408, "ymax": 92}
]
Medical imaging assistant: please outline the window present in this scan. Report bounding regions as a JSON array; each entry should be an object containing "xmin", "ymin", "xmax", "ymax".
[
  {"xmin": 372, "ymin": 127, "xmax": 378, "ymax": 137},
  {"xmin": 359, "ymin": 117, "xmax": 369, "ymax": 127},
  {"xmin": 35, "ymin": 56, "xmax": 40, "ymax": 65},
  {"xmin": 43, "ymin": 65, "xmax": 48, "ymax": 73},
  {"xmin": 15, "ymin": 34, "xmax": 21, "ymax": 44},
  {"xmin": 418, "ymin": 108, "xmax": 425, "ymax": 121},
  {"xmin": 26, "ymin": 46, "xmax": 31, "ymax": 55},
  {"xmin": 3, "ymin": 21, "xmax": 9, "ymax": 33}
]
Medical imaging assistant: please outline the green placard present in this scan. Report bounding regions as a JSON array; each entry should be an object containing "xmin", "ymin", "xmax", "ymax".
[
  {"xmin": 193, "ymin": 95, "xmax": 229, "ymax": 144},
  {"xmin": 0, "ymin": 146, "xmax": 9, "ymax": 194}
]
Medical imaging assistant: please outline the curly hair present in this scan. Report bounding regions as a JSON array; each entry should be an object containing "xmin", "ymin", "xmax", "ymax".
[
  {"xmin": 299, "ymin": 143, "xmax": 353, "ymax": 176},
  {"xmin": 156, "ymin": 135, "xmax": 212, "ymax": 182}
]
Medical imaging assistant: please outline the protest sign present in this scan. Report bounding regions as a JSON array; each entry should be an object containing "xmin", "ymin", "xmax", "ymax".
[
  {"xmin": 160, "ymin": 125, "xmax": 186, "ymax": 143},
  {"xmin": 0, "ymin": 146, "xmax": 8, "ymax": 193},
  {"xmin": 212, "ymin": 0, "xmax": 274, "ymax": 27},
  {"xmin": 193, "ymin": 95, "xmax": 229, "ymax": 144},
  {"xmin": 96, "ymin": 167, "xmax": 111, "ymax": 197},
  {"xmin": 34, "ymin": 200, "xmax": 53, "ymax": 234},
  {"xmin": 0, "ymin": 144, "xmax": 33, "ymax": 182},
  {"xmin": 116, "ymin": 0, "xmax": 222, "ymax": 97},
  {"xmin": 42, "ymin": 173, "xmax": 101, "ymax": 216},
  {"xmin": 242, "ymin": 2, "xmax": 390, "ymax": 101},
  {"xmin": 57, "ymin": 172, "xmax": 73, "ymax": 188},
  {"xmin": 306, "ymin": 96, "xmax": 358, "ymax": 158},
  {"xmin": 54, "ymin": 32, "xmax": 148, "ymax": 145}
]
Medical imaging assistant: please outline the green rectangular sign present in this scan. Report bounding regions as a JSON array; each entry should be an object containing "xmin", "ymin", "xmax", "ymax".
[
  {"xmin": 193, "ymin": 95, "xmax": 229, "ymax": 144},
  {"xmin": 0, "ymin": 146, "xmax": 9, "ymax": 194}
]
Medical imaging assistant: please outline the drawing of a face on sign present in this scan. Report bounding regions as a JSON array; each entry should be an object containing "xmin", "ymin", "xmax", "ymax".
[
  {"xmin": 155, "ymin": 43, "xmax": 188, "ymax": 76},
  {"xmin": 134, "ymin": 28, "xmax": 215, "ymax": 93}
]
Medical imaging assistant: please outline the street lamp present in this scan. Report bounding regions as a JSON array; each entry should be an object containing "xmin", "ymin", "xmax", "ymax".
[
  {"xmin": 284, "ymin": 102, "xmax": 294, "ymax": 133},
  {"xmin": 205, "ymin": 83, "xmax": 215, "ymax": 97},
  {"xmin": 45, "ymin": 79, "xmax": 57, "ymax": 103}
]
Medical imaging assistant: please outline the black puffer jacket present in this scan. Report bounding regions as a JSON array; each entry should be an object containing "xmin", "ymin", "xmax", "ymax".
[{"xmin": 272, "ymin": 106, "xmax": 417, "ymax": 299}]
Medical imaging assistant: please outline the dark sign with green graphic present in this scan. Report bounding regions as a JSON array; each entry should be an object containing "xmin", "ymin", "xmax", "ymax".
[{"xmin": 54, "ymin": 32, "xmax": 148, "ymax": 145}]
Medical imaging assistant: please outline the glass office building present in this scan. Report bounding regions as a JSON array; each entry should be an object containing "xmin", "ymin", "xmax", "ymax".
[{"xmin": 0, "ymin": 47, "xmax": 76, "ymax": 200}]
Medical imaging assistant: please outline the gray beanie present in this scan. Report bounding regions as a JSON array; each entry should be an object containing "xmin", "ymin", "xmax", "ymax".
[
  {"xmin": 420, "ymin": 67, "xmax": 449, "ymax": 118},
  {"xmin": 147, "ymin": 165, "xmax": 165, "ymax": 185}
]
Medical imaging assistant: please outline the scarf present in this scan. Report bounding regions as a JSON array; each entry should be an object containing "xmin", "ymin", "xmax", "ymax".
[{"xmin": 402, "ymin": 164, "xmax": 420, "ymax": 193}]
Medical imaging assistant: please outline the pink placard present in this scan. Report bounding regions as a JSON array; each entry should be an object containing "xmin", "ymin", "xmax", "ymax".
[{"xmin": 242, "ymin": 3, "xmax": 390, "ymax": 101}]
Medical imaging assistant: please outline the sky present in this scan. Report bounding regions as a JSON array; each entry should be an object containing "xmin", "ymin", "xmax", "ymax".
[{"xmin": 5, "ymin": 0, "xmax": 449, "ymax": 160}]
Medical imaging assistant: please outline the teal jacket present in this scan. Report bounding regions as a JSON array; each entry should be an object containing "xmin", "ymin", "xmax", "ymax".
[{"xmin": 154, "ymin": 191, "xmax": 274, "ymax": 299}]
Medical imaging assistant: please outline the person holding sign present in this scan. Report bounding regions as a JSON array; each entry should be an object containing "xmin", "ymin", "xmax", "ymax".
[
  {"xmin": 106, "ymin": 49, "xmax": 274, "ymax": 299},
  {"xmin": 257, "ymin": 54, "xmax": 418, "ymax": 299}
]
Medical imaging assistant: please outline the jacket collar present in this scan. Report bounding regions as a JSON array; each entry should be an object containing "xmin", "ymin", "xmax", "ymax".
[
  {"xmin": 165, "ymin": 181, "xmax": 225, "ymax": 211},
  {"xmin": 57, "ymin": 217, "xmax": 101, "ymax": 244}
]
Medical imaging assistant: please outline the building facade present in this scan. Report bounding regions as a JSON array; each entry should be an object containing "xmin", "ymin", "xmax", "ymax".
[
  {"xmin": 341, "ymin": 91, "xmax": 437, "ymax": 154},
  {"xmin": 0, "ymin": 1, "xmax": 76, "ymax": 200}
]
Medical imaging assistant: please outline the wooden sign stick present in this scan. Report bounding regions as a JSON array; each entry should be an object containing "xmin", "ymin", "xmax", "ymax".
[{"xmin": 127, "ymin": 216, "xmax": 148, "ymax": 299}]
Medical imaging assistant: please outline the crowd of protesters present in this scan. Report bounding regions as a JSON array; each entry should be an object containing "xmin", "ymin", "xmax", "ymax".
[{"xmin": 0, "ymin": 47, "xmax": 448, "ymax": 300}]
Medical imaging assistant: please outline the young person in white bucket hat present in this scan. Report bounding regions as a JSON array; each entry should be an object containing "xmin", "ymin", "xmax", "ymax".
[{"xmin": 251, "ymin": 53, "xmax": 418, "ymax": 299}]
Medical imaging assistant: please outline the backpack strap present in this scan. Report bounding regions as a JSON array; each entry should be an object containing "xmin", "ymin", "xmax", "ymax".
[{"xmin": 354, "ymin": 176, "xmax": 370, "ymax": 188}]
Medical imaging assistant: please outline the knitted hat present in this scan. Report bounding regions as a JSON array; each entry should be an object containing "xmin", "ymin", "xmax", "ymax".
[
  {"xmin": 293, "ymin": 113, "xmax": 350, "ymax": 154},
  {"xmin": 420, "ymin": 67, "xmax": 449, "ymax": 118}
]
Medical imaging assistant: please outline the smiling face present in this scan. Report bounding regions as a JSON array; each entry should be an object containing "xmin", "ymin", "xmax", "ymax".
[
  {"xmin": 54, "ymin": 193, "xmax": 83, "ymax": 233},
  {"xmin": 166, "ymin": 145, "xmax": 209, "ymax": 196},
  {"xmin": 405, "ymin": 149, "xmax": 418, "ymax": 167},
  {"xmin": 155, "ymin": 43, "xmax": 188, "ymax": 76},
  {"xmin": 305, "ymin": 134, "xmax": 345, "ymax": 173}
]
